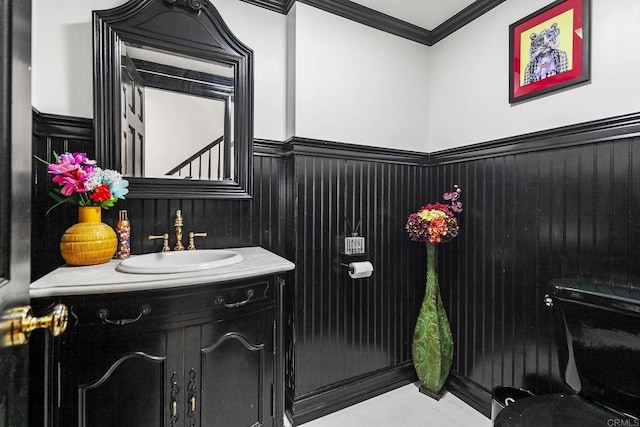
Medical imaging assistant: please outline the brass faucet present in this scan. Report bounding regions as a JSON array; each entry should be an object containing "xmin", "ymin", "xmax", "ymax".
[
  {"xmin": 174, "ymin": 209, "xmax": 185, "ymax": 251},
  {"xmin": 148, "ymin": 210, "xmax": 207, "ymax": 251}
]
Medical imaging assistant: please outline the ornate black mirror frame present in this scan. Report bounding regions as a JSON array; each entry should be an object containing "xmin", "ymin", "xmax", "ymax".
[{"xmin": 93, "ymin": 0, "xmax": 253, "ymax": 198}]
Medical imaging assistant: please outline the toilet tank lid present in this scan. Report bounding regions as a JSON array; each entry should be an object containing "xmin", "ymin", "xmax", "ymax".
[{"xmin": 548, "ymin": 279, "xmax": 640, "ymax": 317}]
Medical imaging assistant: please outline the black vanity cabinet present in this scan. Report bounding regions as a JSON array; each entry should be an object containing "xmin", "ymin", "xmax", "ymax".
[{"xmin": 30, "ymin": 275, "xmax": 285, "ymax": 427}]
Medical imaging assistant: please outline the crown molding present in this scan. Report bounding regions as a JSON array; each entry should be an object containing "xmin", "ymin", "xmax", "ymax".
[
  {"xmin": 298, "ymin": 0, "xmax": 431, "ymax": 45},
  {"xmin": 239, "ymin": 0, "xmax": 504, "ymax": 46},
  {"xmin": 430, "ymin": 0, "xmax": 505, "ymax": 44}
]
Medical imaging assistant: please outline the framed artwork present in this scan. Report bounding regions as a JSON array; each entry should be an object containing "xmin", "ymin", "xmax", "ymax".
[{"xmin": 509, "ymin": 0, "xmax": 590, "ymax": 103}]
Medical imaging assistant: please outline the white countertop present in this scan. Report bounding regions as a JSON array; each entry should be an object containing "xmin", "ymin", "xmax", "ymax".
[{"xmin": 30, "ymin": 246, "xmax": 295, "ymax": 298}]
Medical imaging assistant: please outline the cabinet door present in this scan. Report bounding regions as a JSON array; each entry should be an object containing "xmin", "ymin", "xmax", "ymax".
[
  {"xmin": 57, "ymin": 328, "xmax": 169, "ymax": 427},
  {"xmin": 196, "ymin": 306, "xmax": 275, "ymax": 427}
]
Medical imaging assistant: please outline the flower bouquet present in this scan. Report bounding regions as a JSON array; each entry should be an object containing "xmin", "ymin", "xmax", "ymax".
[
  {"xmin": 38, "ymin": 152, "xmax": 129, "ymax": 266},
  {"xmin": 42, "ymin": 152, "xmax": 129, "ymax": 213},
  {"xmin": 406, "ymin": 185, "xmax": 462, "ymax": 399},
  {"xmin": 406, "ymin": 185, "xmax": 462, "ymax": 244}
]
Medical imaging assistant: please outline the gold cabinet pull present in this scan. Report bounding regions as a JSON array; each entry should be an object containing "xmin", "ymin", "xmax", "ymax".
[
  {"xmin": 1, "ymin": 304, "xmax": 68, "ymax": 347},
  {"xmin": 171, "ymin": 400, "xmax": 178, "ymax": 419},
  {"xmin": 189, "ymin": 396, "xmax": 196, "ymax": 413}
]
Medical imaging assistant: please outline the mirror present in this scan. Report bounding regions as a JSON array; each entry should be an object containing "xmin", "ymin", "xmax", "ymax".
[
  {"xmin": 94, "ymin": 0, "xmax": 253, "ymax": 198},
  {"xmin": 120, "ymin": 44, "xmax": 235, "ymax": 180}
]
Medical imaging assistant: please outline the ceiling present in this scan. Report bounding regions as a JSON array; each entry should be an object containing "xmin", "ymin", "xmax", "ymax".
[{"xmin": 349, "ymin": 0, "xmax": 477, "ymax": 31}]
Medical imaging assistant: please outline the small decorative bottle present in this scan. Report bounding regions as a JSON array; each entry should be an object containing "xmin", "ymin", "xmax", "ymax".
[{"xmin": 116, "ymin": 210, "xmax": 131, "ymax": 259}]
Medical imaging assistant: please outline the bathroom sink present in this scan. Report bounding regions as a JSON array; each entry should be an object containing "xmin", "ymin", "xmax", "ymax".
[{"xmin": 116, "ymin": 250, "xmax": 244, "ymax": 274}]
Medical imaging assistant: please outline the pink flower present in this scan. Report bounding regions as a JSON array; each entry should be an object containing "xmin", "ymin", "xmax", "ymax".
[
  {"xmin": 47, "ymin": 152, "xmax": 96, "ymax": 196},
  {"xmin": 450, "ymin": 201, "xmax": 463, "ymax": 213},
  {"xmin": 442, "ymin": 185, "xmax": 463, "ymax": 213},
  {"xmin": 47, "ymin": 152, "xmax": 96, "ymax": 175},
  {"xmin": 442, "ymin": 191, "xmax": 457, "ymax": 201},
  {"xmin": 52, "ymin": 172, "xmax": 87, "ymax": 196}
]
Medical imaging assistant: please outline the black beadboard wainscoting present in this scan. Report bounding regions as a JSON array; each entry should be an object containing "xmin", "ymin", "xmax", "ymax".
[
  {"xmin": 429, "ymin": 112, "xmax": 640, "ymax": 416},
  {"xmin": 282, "ymin": 139, "xmax": 429, "ymax": 424},
  {"xmin": 32, "ymin": 109, "xmax": 640, "ymax": 423}
]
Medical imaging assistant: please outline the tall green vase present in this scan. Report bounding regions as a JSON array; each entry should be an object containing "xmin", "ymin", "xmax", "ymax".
[{"xmin": 412, "ymin": 242, "xmax": 454, "ymax": 399}]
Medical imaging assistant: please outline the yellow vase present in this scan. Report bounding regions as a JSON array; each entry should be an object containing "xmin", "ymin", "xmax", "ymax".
[{"xmin": 60, "ymin": 206, "xmax": 117, "ymax": 266}]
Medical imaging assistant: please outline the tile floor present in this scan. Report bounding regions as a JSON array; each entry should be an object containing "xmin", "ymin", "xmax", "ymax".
[{"xmin": 287, "ymin": 382, "xmax": 492, "ymax": 427}]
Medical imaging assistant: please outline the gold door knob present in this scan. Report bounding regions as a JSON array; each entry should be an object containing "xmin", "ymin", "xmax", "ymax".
[{"xmin": 1, "ymin": 304, "xmax": 68, "ymax": 347}]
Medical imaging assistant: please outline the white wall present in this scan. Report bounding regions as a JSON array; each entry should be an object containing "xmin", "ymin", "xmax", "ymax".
[
  {"xmin": 32, "ymin": 0, "xmax": 125, "ymax": 118},
  {"xmin": 291, "ymin": 3, "xmax": 430, "ymax": 152},
  {"xmin": 427, "ymin": 0, "xmax": 640, "ymax": 152},
  {"xmin": 32, "ymin": 0, "xmax": 288, "ymax": 141},
  {"xmin": 210, "ymin": 0, "xmax": 288, "ymax": 141}
]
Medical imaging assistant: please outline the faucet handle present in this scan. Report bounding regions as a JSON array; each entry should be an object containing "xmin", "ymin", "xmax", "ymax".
[
  {"xmin": 187, "ymin": 232, "xmax": 207, "ymax": 250},
  {"xmin": 148, "ymin": 233, "xmax": 170, "ymax": 252}
]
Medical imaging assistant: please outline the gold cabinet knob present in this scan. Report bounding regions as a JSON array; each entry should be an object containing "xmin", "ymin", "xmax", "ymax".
[{"xmin": 1, "ymin": 304, "xmax": 68, "ymax": 347}]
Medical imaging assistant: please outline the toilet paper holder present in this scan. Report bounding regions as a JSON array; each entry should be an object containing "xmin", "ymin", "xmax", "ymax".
[
  {"xmin": 339, "ymin": 252, "xmax": 373, "ymax": 278},
  {"xmin": 341, "ymin": 260, "xmax": 374, "ymax": 279}
]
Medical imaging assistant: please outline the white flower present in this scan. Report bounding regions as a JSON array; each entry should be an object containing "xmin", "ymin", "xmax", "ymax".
[
  {"xmin": 84, "ymin": 167, "xmax": 103, "ymax": 191},
  {"xmin": 102, "ymin": 169, "xmax": 123, "ymax": 184}
]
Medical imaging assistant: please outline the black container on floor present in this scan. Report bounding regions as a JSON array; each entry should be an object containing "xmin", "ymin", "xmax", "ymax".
[{"xmin": 491, "ymin": 386, "xmax": 534, "ymax": 423}]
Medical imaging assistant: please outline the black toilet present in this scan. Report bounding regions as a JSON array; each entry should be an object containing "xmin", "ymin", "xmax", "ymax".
[{"xmin": 494, "ymin": 279, "xmax": 640, "ymax": 426}]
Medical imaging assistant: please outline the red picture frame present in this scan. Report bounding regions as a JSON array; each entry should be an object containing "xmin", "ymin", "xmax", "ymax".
[{"xmin": 509, "ymin": 0, "xmax": 590, "ymax": 103}]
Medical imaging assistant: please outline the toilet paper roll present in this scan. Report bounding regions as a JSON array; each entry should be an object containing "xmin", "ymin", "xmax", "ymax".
[{"xmin": 348, "ymin": 261, "xmax": 374, "ymax": 279}]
